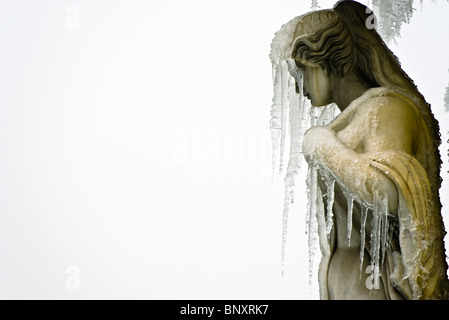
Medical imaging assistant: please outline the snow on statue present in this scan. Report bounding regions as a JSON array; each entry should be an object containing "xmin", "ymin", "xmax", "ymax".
[{"xmin": 269, "ymin": 0, "xmax": 449, "ymax": 299}]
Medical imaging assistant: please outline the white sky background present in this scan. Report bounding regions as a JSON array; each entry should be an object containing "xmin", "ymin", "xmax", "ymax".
[{"xmin": 0, "ymin": 0, "xmax": 448, "ymax": 299}]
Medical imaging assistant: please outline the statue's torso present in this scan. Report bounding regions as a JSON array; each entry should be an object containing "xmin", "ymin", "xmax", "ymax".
[
  {"xmin": 323, "ymin": 90, "xmax": 419, "ymax": 300},
  {"xmin": 325, "ymin": 182, "xmax": 402, "ymax": 299}
]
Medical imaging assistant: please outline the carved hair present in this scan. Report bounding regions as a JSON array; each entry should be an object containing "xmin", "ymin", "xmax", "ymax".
[
  {"xmin": 291, "ymin": 0, "xmax": 442, "ymax": 211},
  {"xmin": 293, "ymin": 2, "xmax": 416, "ymax": 92}
]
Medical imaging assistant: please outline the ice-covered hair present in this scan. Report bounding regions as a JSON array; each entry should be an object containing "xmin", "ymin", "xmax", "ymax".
[
  {"xmin": 292, "ymin": 1, "xmax": 415, "ymax": 92},
  {"xmin": 291, "ymin": 0, "xmax": 442, "ymax": 211}
]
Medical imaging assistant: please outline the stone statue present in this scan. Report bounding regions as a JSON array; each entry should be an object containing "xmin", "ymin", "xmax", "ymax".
[{"xmin": 270, "ymin": 0, "xmax": 449, "ymax": 299}]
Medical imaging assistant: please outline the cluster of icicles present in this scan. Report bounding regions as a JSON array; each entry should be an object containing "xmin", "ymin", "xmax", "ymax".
[{"xmin": 270, "ymin": 41, "xmax": 396, "ymax": 288}]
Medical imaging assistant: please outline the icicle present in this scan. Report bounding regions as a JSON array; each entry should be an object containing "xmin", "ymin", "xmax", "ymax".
[
  {"xmin": 306, "ymin": 162, "xmax": 319, "ymax": 286},
  {"xmin": 317, "ymin": 103, "xmax": 338, "ymax": 126},
  {"xmin": 285, "ymin": 77, "xmax": 303, "ymax": 203},
  {"xmin": 371, "ymin": 191, "xmax": 383, "ymax": 290},
  {"xmin": 339, "ymin": 187, "xmax": 355, "ymax": 247},
  {"xmin": 269, "ymin": 15, "xmax": 340, "ymax": 280},
  {"xmin": 279, "ymin": 60, "xmax": 290, "ymax": 174},
  {"xmin": 270, "ymin": 63, "xmax": 282, "ymax": 182},
  {"xmin": 281, "ymin": 193, "xmax": 290, "ymax": 277},
  {"xmin": 269, "ymin": 16, "xmax": 311, "ymax": 276},
  {"xmin": 360, "ymin": 205, "xmax": 369, "ymax": 276},
  {"xmin": 280, "ymin": 75, "xmax": 304, "ymax": 275},
  {"xmin": 310, "ymin": 105, "xmax": 320, "ymax": 126},
  {"xmin": 315, "ymin": 182, "xmax": 330, "ymax": 297},
  {"xmin": 371, "ymin": 192, "xmax": 379, "ymax": 289},
  {"xmin": 325, "ymin": 177, "xmax": 335, "ymax": 239},
  {"xmin": 381, "ymin": 193, "xmax": 389, "ymax": 265},
  {"xmin": 371, "ymin": 0, "xmax": 415, "ymax": 44},
  {"xmin": 300, "ymin": 96, "xmax": 312, "ymax": 137},
  {"xmin": 346, "ymin": 196, "xmax": 354, "ymax": 246}
]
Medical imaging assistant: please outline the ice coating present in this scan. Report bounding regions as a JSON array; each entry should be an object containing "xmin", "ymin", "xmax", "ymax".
[
  {"xmin": 313, "ymin": 161, "xmax": 396, "ymax": 292},
  {"xmin": 359, "ymin": 205, "xmax": 369, "ymax": 276},
  {"xmin": 269, "ymin": 14, "xmax": 305, "ymax": 275},
  {"xmin": 346, "ymin": 194, "xmax": 354, "ymax": 246},
  {"xmin": 323, "ymin": 173, "xmax": 335, "ymax": 240},
  {"xmin": 306, "ymin": 163, "xmax": 319, "ymax": 285},
  {"xmin": 279, "ymin": 61, "xmax": 289, "ymax": 175},
  {"xmin": 371, "ymin": 0, "xmax": 414, "ymax": 44},
  {"xmin": 269, "ymin": 14, "xmax": 339, "ymax": 279},
  {"xmin": 270, "ymin": 64, "xmax": 282, "ymax": 181},
  {"xmin": 280, "ymin": 74, "xmax": 304, "ymax": 275}
]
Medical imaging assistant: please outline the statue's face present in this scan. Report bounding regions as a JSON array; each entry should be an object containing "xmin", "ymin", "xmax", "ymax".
[{"xmin": 302, "ymin": 65, "xmax": 333, "ymax": 107}]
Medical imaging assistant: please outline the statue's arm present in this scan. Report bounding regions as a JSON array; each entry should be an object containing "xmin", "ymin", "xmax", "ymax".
[{"xmin": 303, "ymin": 98, "xmax": 417, "ymax": 212}]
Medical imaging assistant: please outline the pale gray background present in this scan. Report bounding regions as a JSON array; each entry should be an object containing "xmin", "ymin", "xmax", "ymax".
[{"xmin": 0, "ymin": 0, "xmax": 448, "ymax": 299}]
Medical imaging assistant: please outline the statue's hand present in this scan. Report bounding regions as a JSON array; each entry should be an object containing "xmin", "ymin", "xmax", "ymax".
[{"xmin": 302, "ymin": 126, "xmax": 336, "ymax": 162}]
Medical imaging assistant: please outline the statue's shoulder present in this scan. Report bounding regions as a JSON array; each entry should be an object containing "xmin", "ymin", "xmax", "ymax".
[
  {"xmin": 355, "ymin": 88, "xmax": 420, "ymax": 136},
  {"xmin": 356, "ymin": 87, "xmax": 419, "ymax": 117}
]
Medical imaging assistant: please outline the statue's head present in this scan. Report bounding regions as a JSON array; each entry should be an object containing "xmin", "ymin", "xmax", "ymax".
[
  {"xmin": 288, "ymin": 0, "xmax": 418, "ymax": 106},
  {"xmin": 292, "ymin": 1, "xmax": 370, "ymax": 79}
]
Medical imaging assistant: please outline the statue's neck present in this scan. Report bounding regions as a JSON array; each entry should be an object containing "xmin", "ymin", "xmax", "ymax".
[{"xmin": 332, "ymin": 73, "xmax": 372, "ymax": 111}]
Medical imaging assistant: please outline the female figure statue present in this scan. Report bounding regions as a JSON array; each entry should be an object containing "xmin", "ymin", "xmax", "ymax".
[{"xmin": 270, "ymin": 0, "xmax": 449, "ymax": 299}]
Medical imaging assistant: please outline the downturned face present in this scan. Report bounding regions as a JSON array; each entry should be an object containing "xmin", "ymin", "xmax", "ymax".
[{"xmin": 302, "ymin": 65, "xmax": 333, "ymax": 107}]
